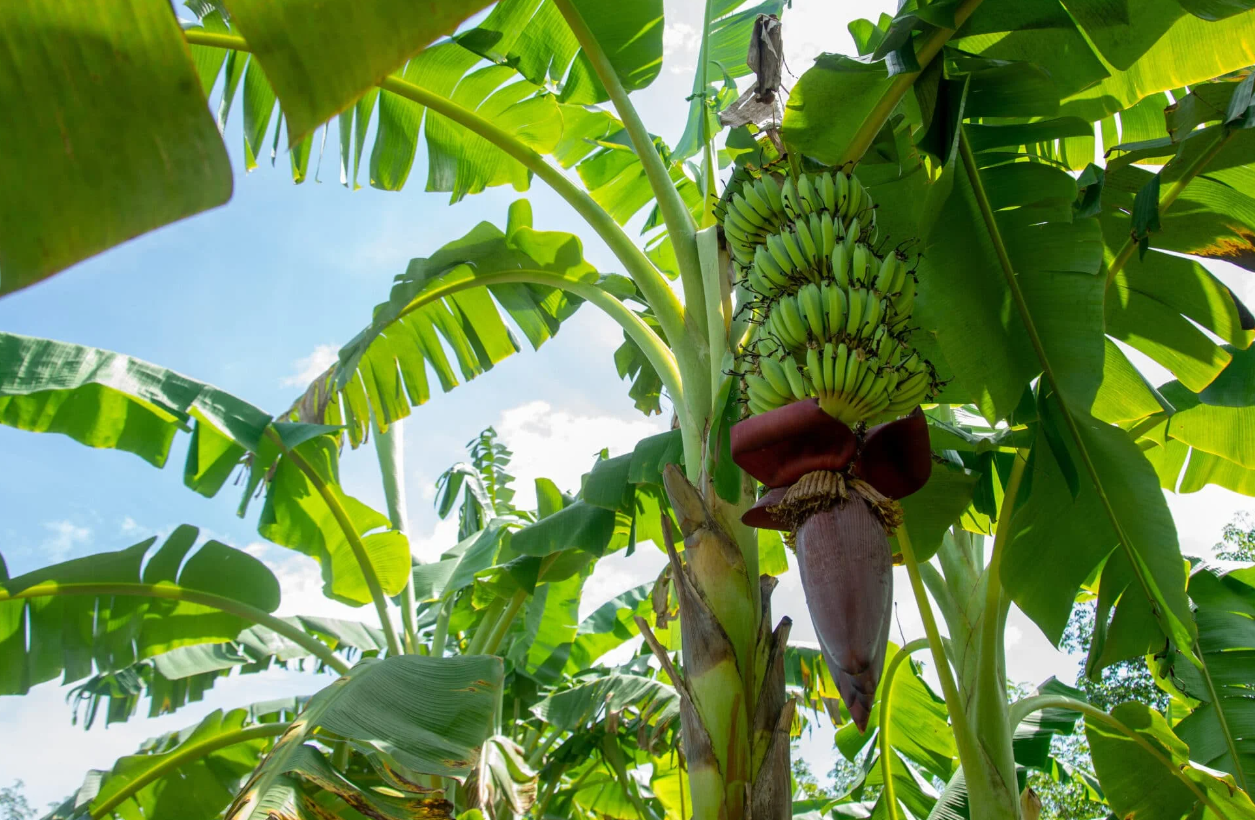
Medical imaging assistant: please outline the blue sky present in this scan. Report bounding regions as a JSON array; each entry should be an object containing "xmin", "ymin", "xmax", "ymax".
[{"xmin": 2, "ymin": 0, "xmax": 1253, "ymax": 805}]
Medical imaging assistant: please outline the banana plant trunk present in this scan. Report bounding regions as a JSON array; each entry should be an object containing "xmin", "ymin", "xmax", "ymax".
[{"xmin": 652, "ymin": 464, "xmax": 794, "ymax": 820}]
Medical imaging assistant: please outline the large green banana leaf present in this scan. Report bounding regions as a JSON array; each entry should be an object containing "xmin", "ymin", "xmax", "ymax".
[
  {"xmin": 1087, "ymin": 701, "xmax": 1255, "ymax": 819},
  {"xmin": 0, "ymin": 526, "xmax": 278, "ymax": 695},
  {"xmin": 799, "ymin": 65, "xmax": 1197, "ymax": 666},
  {"xmin": 49, "ymin": 700, "xmax": 303, "ymax": 820},
  {"xmin": 0, "ymin": 0, "xmax": 497, "ymax": 295},
  {"xmin": 0, "ymin": 332, "xmax": 409, "ymax": 606},
  {"xmin": 289, "ymin": 200, "xmax": 626, "ymax": 446},
  {"xmin": 1156, "ymin": 562, "xmax": 1255, "ymax": 788},
  {"xmin": 67, "ymin": 615, "xmax": 386, "ymax": 729},
  {"xmin": 227, "ymin": 654, "xmax": 503, "ymax": 820}
]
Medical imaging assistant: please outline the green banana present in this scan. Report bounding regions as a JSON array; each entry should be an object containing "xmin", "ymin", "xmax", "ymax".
[
  {"xmin": 754, "ymin": 246, "xmax": 790, "ymax": 290},
  {"xmin": 807, "ymin": 346, "xmax": 824, "ymax": 392},
  {"xmin": 844, "ymin": 218, "xmax": 861, "ymax": 254},
  {"xmin": 800, "ymin": 284, "xmax": 826, "ymax": 339},
  {"xmin": 833, "ymin": 343, "xmax": 850, "ymax": 394},
  {"xmin": 860, "ymin": 296, "xmax": 885, "ymax": 339},
  {"xmin": 874, "ymin": 253, "xmax": 897, "ymax": 293},
  {"xmin": 845, "ymin": 288, "xmax": 866, "ymax": 338},
  {"xmin": 794, "ymin": 219, "xmax": 819, "ymax": 268},
  {"xmin": 820, "ymin": 172, "xmax": 836, "ymax": 212},
  {"xmin": 823, "ymin": 342, "xmax": 837, "ymax": 395},
  {"xmin": 820, "ymin": 212, "xmax": 836, "ymax": 264},
  {"xmin": 766, "ymin": 234, "xmax": 795, "ymax": 276},
  {"xmin": 731, "ymin": 194, "xmax": 769, "ymax": 231},
  {"xmin": 851, "ymin": 244, "xmax": 871, "ymax": 287},
  {"xmin": 782, "ymin": 176, "xmax": 803, "ymax": 218},
  {"xmin": 758, "ymin": 356, "xmax": 792, "ymax": 398},
  {"xmin": 746, "ymin": 373, "xmax": 788, "ymax": 410},
  {"xmin": 832, "ymin": 244, "xmax": 850, "ymax": 289},
  {"xmin": 760, "ymin": 175, "xmax": 784, "ymax": 214},
  {"xmin": 844, "ymin": 349, "xmax": 865, "ymax": 401},
  {"xmin": 889, "ymin": 252, "xmax": 909, "ymax": 294},
  {"xmin": 824, "ymin": 283, "xmax": 847, "ymax": 338},
  {"xmin": 782, "ymin": 357, "xmax": 809, "ymax": 400},
  {"xmin": 797, "ymin": 174, "xmax": 818, "ymax": 214},
  {"xmin": 780, "ymin": 229, "xmax": 807, "ymax": 271},
  {"xmin": 777, "ymin": 297, "xmax": 808, "ymax": 347},
  {"xmin": 835, "ymin": 171, "xmax": 849, "ymax": 216},
  {"xmin": 742, "ymin": 182, "xmax": 774, "ymax": 222}
]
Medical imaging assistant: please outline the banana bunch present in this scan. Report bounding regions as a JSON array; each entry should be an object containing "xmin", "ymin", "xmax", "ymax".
[
  {"xmin": 723, "ymin": 170, "xmax": 875, "ymax": 279},
  {"xmin": 726, "ymin": 168, "xmax": 936, "ymax": 426}
]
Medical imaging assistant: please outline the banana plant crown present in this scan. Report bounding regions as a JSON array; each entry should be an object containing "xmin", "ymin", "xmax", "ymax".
[{"xmin": 722, "ymin": 167, "xmax": 939, "ymax": 427}]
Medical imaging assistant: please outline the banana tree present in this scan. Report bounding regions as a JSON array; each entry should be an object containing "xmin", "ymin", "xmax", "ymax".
[{"xmin": 6, "ymin": 0, "xmax": 1255, "ymax": 819}]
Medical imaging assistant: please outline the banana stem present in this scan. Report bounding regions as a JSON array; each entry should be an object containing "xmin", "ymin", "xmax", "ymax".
[
  {"xmin": 466, "ymin": 598, "xmax": 507, "ymax": 656},
  {"xmin": 897, "ymin": 525, "xmax": 978, "ymax": 767},
  {"xmin": 483, "ymin": 589, "xmax": 528, "ymax": 656},
  {"xmin": 878, "ymin": 638, "xmax": 932, "ymax": 820},
  {"xmin": 267, "ymin": 428, "xmax": 402, "ymax": 658},
  {"xmin": 431, "ymin": 595, "xmax": 454, "ymax": 657},
  {"xmin": 550, "ymin": 0, "xmax": 705, "ymax": 343},
  {"xmin": 372, "ymin": 417, "xmax": 418, "ymax": 654}
]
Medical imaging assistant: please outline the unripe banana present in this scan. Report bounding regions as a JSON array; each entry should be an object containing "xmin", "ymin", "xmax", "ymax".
[
  {"xmin": 889, "ymin": 252, "xmax": 909, "ymax": 295},
  {"xmin": 794, "ymin": 219, "xmax": 819, "ymax": 268},
  {"xmin": 844, "ymin": 350, "xmax": 865, "ymax": 401},
  {"xmin": 860, "ymin": 296, "xmax": 885, "ymax": 339},
  {"xmin": 893, "ymin": 276, "xmax": 916, "ymax": 320},
  {"xmin": 760, "ymin": 175, "xmax": 784, "ymax": 214},
  {"xmin": 823, "ymin": 342, "xmax": 836, "ymax": 395},
  {"xmin": 742, "ymin": 182, "xmax": 774, "ymax": 222},
  {"xmin": 800, "ymin": 284, "xmax": 825, "ymax": 340},
  {"xmin": 807, "ymin": 346, "xmax": 824, "ymax": 393},
  {"xmin": 824, "ymin": 283, "xmax": 847, "ymax": 338},
  {"xmin": 832, "ymin": 244, "xmax": 850, "ymax": 289},
  {"xmin": 778, "ymin": 297, "xmax": 808, "ymax": 348},
  {"xmin": 874, "ymin": 253, "xmax": 898, "ymax": 293},
  {"xmin": 732, "ymin": 194, "xmax": 769, "ymax": 231},
  {"xmin": 852, "ymin": 244, "xmax": 871, "ymax": 287},
  {"xmin": 723, "ymin": 206, "xmax": 758, "ymax": 242},
  {"xmin": 820, "ymin": 172, "xmax": 836, "ymax": 212},
  {"xmin": 844, "ymin": 218, "xmax": 861, "ymax": 254},
  {"xmin": 766, "ymin": 234, "xmax": 795, "ymax": 276},
  {"xmin": 746, "ymin": 373, "xmax": 788, "ymax": 409},
  {"xmin": 780, "ymin": 229, "xmax": 807, "ymax": 271},
  {"xmin": 835, "ymin": 171, "xmax": 850, "ymax": 215},
  {"xmin": 848, "ymin": 177, "xmax": 865, "ymax": 217},
  {"xmin": 833, "ymin": 343, "xmax": 850, "ymax": 394},
  {"xmin": 746, "ymin": 265, "xmax": 771, "ymax": 295},
  {"xmin": 797, "ymin": 174, "xmax": 818, "ymax": 215},
  {"xmin": 853, "ymin": 357, "xmax": 880, "ymax": 401},
  {"xmin": 845, "ymin": 288, "xmax": 866, "ymax": 338},
  {"xmin": 754, "ymin": 246, "xmax": 790, "ymax": 290},
  {"xmin": 782, "ymin": 358, "xmax": 809, "ymax": 400},
  {"xmin": 782, "ymin": 177, "xmax": 803, "ymax": 218},
  {"xmin": 758, "ymin": 356, "xmax": 792, "ymax": 398},
  {"xmin": 820, "ymin": 212, "xmax": 836, "ymax": 263}
]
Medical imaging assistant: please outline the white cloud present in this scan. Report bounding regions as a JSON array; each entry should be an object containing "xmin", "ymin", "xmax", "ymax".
[
  {"xmin": 120, "ymin": 516, "xmax": 142, "ymax": 535},
  {"xmin": 279, "ymin": 344, "xmax": 339, "ymax": 388},
  {"xmin": 41, "ymin": 520, "xmax": 91, "ymax": 561},
  {"xmin": 495, "ymin": 400, "xmax": 669, "ymax": 508}
]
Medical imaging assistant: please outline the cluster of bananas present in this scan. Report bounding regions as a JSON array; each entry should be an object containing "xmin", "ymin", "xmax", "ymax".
[{"xmin": 724, "ymin": 168, "xmax": 936, "ymax": 426}]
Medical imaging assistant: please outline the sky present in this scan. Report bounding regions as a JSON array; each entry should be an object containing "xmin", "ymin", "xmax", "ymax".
[{"xmin": 2, "ymin": 0, "xmax": 1253, "ymax": 805}]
